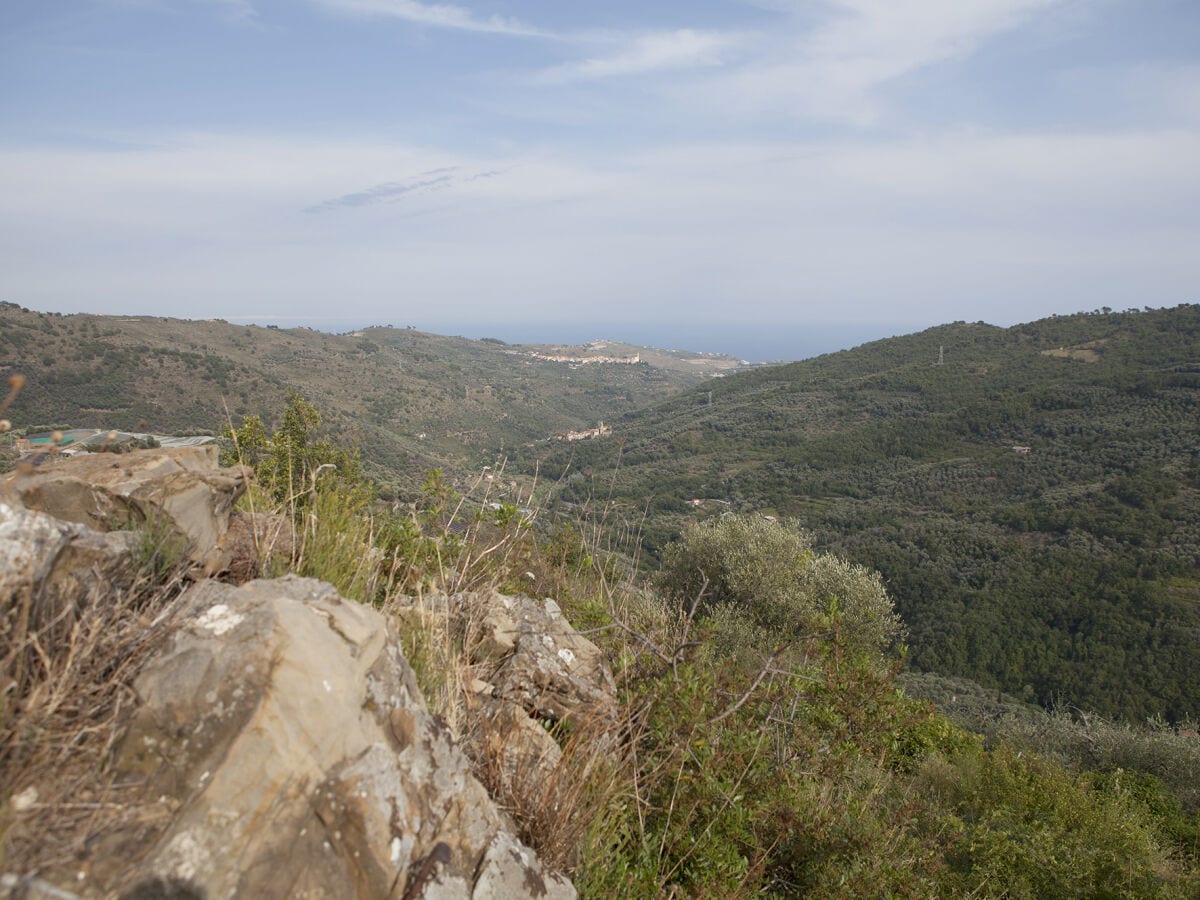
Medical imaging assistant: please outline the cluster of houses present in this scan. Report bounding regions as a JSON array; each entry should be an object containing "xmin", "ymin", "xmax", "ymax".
[
  {"xmin": 554, "ymin": 422, "xmax": 612, "ymax": 442},
  {"xmin": 526, "ymin": 351, "xmax": 641, "ymax": 365}
]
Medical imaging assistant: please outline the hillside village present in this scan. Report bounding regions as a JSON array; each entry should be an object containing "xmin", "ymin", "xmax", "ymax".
[
  {"xmin": 524, "ymin": 350, "xmax": 641, "ymax": 365},
  {"xmin": 553, "ymin": 422, "xmax": 612, "ymax": 442}
]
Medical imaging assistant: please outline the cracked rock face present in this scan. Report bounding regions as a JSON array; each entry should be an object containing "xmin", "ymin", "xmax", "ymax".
[
  {"xmin": 0, "ymin": 498, "xmax": 135, "ymax": 633},
  {"xmin": 96, "ymin": 576, "xmax": 574, "ymax": 900},
  {"xmin": 455, "ymin": 591, "xmax": 617, "ymax": 724},
  {"xmin": 2, "ymin": 446, "xmax": 246, "ymax": 576}
]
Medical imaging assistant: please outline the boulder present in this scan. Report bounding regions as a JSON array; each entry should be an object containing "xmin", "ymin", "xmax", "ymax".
[
  {"xmin": 455, "ymin": 592, "xmax": 616, "ymax": 723},
  {"xmin": 2, "ymin": 446, "xmax": 246, "ymax": 576},
  {"xmin": 220, "ymin": 510, "xmax": 295, "ymax": 583},
  {"xmin": 91, "ymin": 575, "xmax": 573, "ymax": 900},
  {"xmin": 0, "ymin": 498, "xmax": 133, "ymax": 632},
  {"xmin": 473, "ymin": 698, "xmax": 563, "ymax": 793}
]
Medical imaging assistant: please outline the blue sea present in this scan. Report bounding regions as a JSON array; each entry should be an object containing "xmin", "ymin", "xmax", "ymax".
[{"xmin": 226, "ymin": 317, "xmax": 922, "ymax": 364}]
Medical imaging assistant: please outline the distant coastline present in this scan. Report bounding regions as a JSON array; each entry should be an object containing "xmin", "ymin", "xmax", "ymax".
[{"xmin": 224, "ymin": 317, "xmax": 918, "ymax": 364}]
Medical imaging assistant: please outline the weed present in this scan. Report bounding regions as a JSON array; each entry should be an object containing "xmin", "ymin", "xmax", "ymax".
[
  {"xmin": 127, "ymin": 510, "xmax": 190, "ymax": 583},
  {"xmin": 0, "ymin": 563, "xmax": 185, "ymax": 874},
  {"xmin": 469, "ymin": 703, "xmax": 635, "ymax": 876}
]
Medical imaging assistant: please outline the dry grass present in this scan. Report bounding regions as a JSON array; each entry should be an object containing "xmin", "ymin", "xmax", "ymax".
[
  {"xmin": 379, "ymin": 477, "xmax": 652, "ymax": 880},
  {"xmin": 426, "ymin": 460, "xmax": 547, "ymax": 595},
  {"xmin": 0, "ymin": 556, "xmax": 186, "ymax": 874},
  {"xmin": 385, "ymin": 591, "xmax": 474, "ymax": 738},
  {"xmin": 380, "ymin": 578, "xmax": 638, "ymax": 880},
  {"xmin": 468, "ymin": 700, "xmax": 637, "ymax": 876}
]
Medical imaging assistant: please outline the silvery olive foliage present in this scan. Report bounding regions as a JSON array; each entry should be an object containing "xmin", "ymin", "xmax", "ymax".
[{"xmin": 658, "ymin": 515, "xmax": 904, "ymax": 659}]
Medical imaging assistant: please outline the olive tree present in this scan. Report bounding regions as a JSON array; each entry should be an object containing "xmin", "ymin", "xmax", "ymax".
[{"xmin": 657, "ymin": 515, "xmax": 903, "ymax": 660}]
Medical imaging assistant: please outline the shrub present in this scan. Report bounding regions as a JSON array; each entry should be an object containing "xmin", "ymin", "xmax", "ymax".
[
  {"xmin": 657, "ymin": 515, "xmax": 903, "ymax": 661},
  {"xmin": 914, "ymin": 744, "xmax": 1193, "ymax": 897},
  {"xmin": 221, "ymin": 393, "xmax": 362, "ymax": 508}
]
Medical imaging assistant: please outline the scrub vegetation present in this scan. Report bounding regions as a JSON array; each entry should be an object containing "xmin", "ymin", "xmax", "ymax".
[
  {"xmin": 4, "ymin": 306, "xmax": 1200, "ymax": 894},
  {"xmin": 535, "ymin": 305, "xmax": 1200, "ymax": 723},
  {"xmin": 136, "ymin": 398, "xmax": 1200, "ymax": 891}
]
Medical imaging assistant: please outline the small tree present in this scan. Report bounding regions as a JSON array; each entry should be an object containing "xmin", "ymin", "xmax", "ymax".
[
  {"xmin": 222, "ymin": 394, "xmax": 379, "ymax": 599},
  {"xmin": 223, "ymin": 393, "xmax": 362, "ymax": 506},
  {"xmin": 220, "ymin": 413, "xmax": 269, "ymax": 469}
]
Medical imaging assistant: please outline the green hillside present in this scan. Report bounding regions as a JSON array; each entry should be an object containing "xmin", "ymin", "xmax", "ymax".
[
  {"xmin": 5, "ymin": 306, "xmax": 1199, "ymax": 894},
  {"xmin": 529, "ymin": 306, "xmax": 1200, "ymax": 722},
  {"xmin": 0, "ymin": 304, "xmax": 733, "ymax": 493}
]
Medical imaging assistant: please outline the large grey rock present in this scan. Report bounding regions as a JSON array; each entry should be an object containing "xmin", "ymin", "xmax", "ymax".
[
  {"xmin": 0, "ymin": 498, "xmax": 133, "ymax": 631},
  {"xmin": 2, "ymin": 446, "xmax": 246, "ymax": 575},
  {"xmin": 92, "ymin": 575, "xmax": 573, "ymax": 900},
  {"xmin": 454, "ymin": 591, "xmax": 616, "ymax": 724},
  {"xmin": 472, "ymin": 831, "xmax": 561, "ymax": 900},
  {"xmin": 474, "ymin": 698, "xmax": 563, "ymax": 794}
]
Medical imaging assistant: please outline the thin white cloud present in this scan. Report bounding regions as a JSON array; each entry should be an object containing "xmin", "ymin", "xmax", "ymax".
[
  {"xmin": 309, "ymin": 3, "xmax": 740, "ymax": 81},
  {"xmin": 205, "ymin": 0, "xmax": 257, "ymax": 21},
  {"xmin": 309, "ymin": 0, "xmax": 548, "ymax": 37},
  {"xmin": 98, "ymin": 0, "xmax": 260, "ymax": 20},
  {"xmin": 706, "ymin": 0, "xmax": 1072, "ymax": 122},
  {"xmin": 533, "ymin": 29, "xmax": 736, "ymax": 83},
  {"xmin": 807, "ymin": 0, "xmax": 1066, "ymax": 84},
  {"xmin": 1, "ymin": 128, "xmax": 1196, "ymax": 325}
]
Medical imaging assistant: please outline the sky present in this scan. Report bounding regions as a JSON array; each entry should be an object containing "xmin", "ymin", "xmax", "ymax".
[{"xmin": 1, "ymin": 0, "xmax": 1198, "ymax": 360}]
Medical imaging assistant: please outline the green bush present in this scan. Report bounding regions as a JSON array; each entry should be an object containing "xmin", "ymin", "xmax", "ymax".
[
  {"xmin": 657, "ymin": 515, "xmax": 903, "ymax": 660},
  {"xmin": 915, "ymin": 744, "xmax": 1194, "ymax": 897},
  {"xmin": 221, "ymin": 392, "xmax": 363, "ymax": 508},
  {"xmin": 129, "ymin": 510, "xmax": 190, "ymax": 583}
]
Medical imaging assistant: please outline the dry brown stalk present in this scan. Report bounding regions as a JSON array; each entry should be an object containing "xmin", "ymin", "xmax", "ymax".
[
  {"xmin": 1, "ymin": 561, "xmax": 186, "ymax": 876},
  {"xmin": 467, "ymin": 700, "xmax": 637, "ymax": 875}
]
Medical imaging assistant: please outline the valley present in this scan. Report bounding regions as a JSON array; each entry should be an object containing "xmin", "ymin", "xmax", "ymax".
[
  {"xmin": 0, "ymin": 303, "xmax": 738, "ymax": 495},
  {"xmin": 3, "ymin": 302, "xmax": 1199, "ymax": 895},
  {"xmin": 4, "ymin": 302, "xmax": 1197, "ymax": 724},
  {"xmin": 526, "ymin": 306, "xmax": 1200, "ymax": 722}
]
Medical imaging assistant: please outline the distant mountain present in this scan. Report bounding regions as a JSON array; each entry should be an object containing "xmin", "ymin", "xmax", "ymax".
[
  {"xmin": 528, "ymin": 305, "xmax": 1200, "ymax": 722},
  {"xmin": 0, "ymin": 304, "xmax": 739, "ymax": 493}
]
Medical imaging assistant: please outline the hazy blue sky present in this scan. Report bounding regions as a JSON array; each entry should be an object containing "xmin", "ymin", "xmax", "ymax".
[{"xmin": 2, "ymin": 1, "xmax": 1198, "ymax": 358}]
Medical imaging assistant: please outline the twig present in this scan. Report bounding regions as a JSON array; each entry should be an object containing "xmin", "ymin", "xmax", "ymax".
[{"xmin": 705, "ymin": 648, "xmax": 784, "ymax": 727}]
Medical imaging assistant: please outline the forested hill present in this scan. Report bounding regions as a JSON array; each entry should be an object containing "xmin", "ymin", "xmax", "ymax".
[
  {"xmin": 0, "ymin": 304, "xmax": 733, "ymax": 494},
  {"xmin": 532, "ymin": 305, "xmax": 1200, "ymax": 722}
]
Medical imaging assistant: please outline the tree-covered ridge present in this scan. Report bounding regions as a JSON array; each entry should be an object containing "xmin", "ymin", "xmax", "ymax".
[
  {"xmin": 10, "ymin": 386, "xmax": 1195, "ymax": 895},
  {"xmin": 531, "ymin": 305, "xmax": 1200, "ymax": 722},
  {"xmin": 0, "ymin": 304, "xmax": 717, "ymax": 495}
]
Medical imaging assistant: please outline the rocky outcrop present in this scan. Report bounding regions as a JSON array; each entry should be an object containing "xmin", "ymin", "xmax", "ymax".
[
  {"xmin": 2, "ymin": 446, "xmax": 246, "ymax": 576},
  {"xmin": 473, "ymin": 696, "xmax": 564, "ymax": 795},
  {"xmin": 453, "ymin": 591, "xmax": 616, "ymax": 724},
  {"xmin": 401, "ymin": 590, "xmax": 618, "ymax": 828},
  {"xmin": 90, "ymin": 576, "xmax": 574, "ymax": 900},
  {"xmin": 0, "ymin": 498, "xmax": 134, "ymax": 632},
  {"xmin": 2, "ymin": 447, "xmax": 609, "ymax": 899}
]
